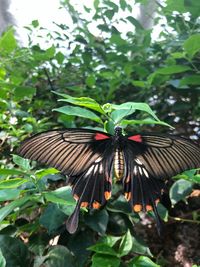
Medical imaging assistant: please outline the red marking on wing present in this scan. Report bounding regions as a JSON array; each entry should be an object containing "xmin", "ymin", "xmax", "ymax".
[
  {"xmin": 128, "ymin": 134, "xmax": 142, "ymax": 142},
  {"xmin": 94, "ymin": 133, "xmax": 110, "ymax": 140}
]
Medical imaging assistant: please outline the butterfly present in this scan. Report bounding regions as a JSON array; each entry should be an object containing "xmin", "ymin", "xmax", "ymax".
[{"xmin": 17, "ymin": 126, "xmax": 200, "ymax": 234}]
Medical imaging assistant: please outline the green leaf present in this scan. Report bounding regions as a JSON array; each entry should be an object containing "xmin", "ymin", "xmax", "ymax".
[
  {"xmin": 184, "ymin": 34, "xmax": 200, "ymax": 58},
  {"xmin": 120, "ymin": 0, "xmax": 127, "ymax": 10},
  {"xmin": 43, "ymin": 186, "xmax": 75, "ymax": 206},
  {"xmin": 131, "ymin": 236, "xmax": 153, "ymax": 257},
  {"xmin": 180, "ymin": 75, "xmax": 200, "ymax": 86},
  {"xmin": 85, "ymin": 209, "xmax": 109, "ymax": 235},
  {"xmin": 0, "ymin": 178, "xmax": 28, "ymax": 189},
  {"xmin": 111, "ymin": 109, "xmax": 136, "ymax": 124},
  {"xmin": 91, "ymin": 254, "xmax": 120, "ymax": 267},
  {"xmin": 126, "ymin": 16, "xmax": 143, "ymax": 29},
  {"xmin": 0, "ymin": 196, "xmax": 30, "ymax": 222},
  {"xmin": 0, "ymin": 168, "xmax": 27, "ymax": 176},
  {"xmin": 14, "ymin": 86, "xmax": 36, "ymax": 100},
  {"xmin": 12, "ymin": 155, "xmax": 31, "ymax": 171},
  {"xmin": 121, "ymin": 119, "xmax": 173, "ymax": 128},
  {"xmin": 45, "ymin": 246, "xmax": 75, "ymax": 267},
  {"xmin": 88, "ymin": 243, "xmax": 118, "ymax": 256},
  {"xmin": 53, "ymin": 105, "xmax": 103, "ymax": 123},
  {"xmin": 128, "ymin": 256, "xmax": 160, "ymax": 267},
  {"xmin": 0, "ymin": 235, "xmax": 31, "ymax": 267},
  {"xmin": 39, "ymin": 203, "xmax": 68, "ymax": 234},
  {"xmin": 0, "ymin": 249, "xmax": 6, "ymax": 267},
  {"xmin": 118, "ymin": 230, "xmax": 133, "ymax": 257},
  {"xmin": 32, "ymin": 20, "xmax": 39, "ymax": 28},
  {"xmin": 170, "ymin": 179, "xmax": 193, "ymax": 205},
  {"xmin": 0, "ymin": 189, "xmax": 21, "ymax": 201},
  {"xmin": 0, "ymin": 28, "xmax": 17, "ymax": 54},
  {"xmin": 53, "ymin": 92, "xmax": 105, "ymax": 115},
  {"xmin": 156, "ymin": 65, "xmax": 191, "ymax": 75},
  {"xmin": 111, "ymin": 102, "xmax": 160, "ymax": 121},
  {"xmin": 85, "ymin": 75, "xmax": 96, "ymax": 87}
]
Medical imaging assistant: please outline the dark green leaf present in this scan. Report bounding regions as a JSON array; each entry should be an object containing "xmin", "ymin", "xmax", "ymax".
[
  {"xmin": 45, "ymin": 246, "xmax": 75, "ymax": 267},
  {"xmin": 156, "ymin": 65, "xmax": 191, "ymax": 75},
  {"xmin": 180, "ymin": 75, "xmax": 200, "ymax": 86},
  {"xmin": 0, "ymin": 235, "xmax": 31, "ymax": 267},
  {"xmin": 39, "ymin": 203, "xmax": 68, "ymax": 234},
  {"xmin": 0, "ymin": 249, "xmax": 6, "ymax": 267},
  {"xmin": 170, "ymin": 179, "xmax": 193, "ymax": 205},
  {"xmin": 85, "ymin": 209, "xmax": 109, "ymax": 235}
]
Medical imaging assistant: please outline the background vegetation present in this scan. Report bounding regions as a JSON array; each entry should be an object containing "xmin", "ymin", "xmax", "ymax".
[{"xmin": 0, "ymin": 0, "xmax": 200, "ymax": 266}]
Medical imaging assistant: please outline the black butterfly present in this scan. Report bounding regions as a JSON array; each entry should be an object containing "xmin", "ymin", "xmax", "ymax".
[{"xmin": 17, "ymin": 127, "xmax": 200, "ymax": 234}]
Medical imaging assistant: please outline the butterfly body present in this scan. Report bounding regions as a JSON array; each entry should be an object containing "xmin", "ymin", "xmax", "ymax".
[{"xmin": 18, "ymin": 127, "xmax": 200, "ymax": 234}]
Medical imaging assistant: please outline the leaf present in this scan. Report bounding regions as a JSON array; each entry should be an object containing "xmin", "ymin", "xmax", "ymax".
[
  {"xmin": 12, "ymin": 155, "xmax": 31, "ymax": 171},
  {"xmin": 170, "ymin": 179, "xmax": 193, "ymax": 205},
  {"xmin": 156, "ymin": 65, "xmax": 191, "ymax": 75},
  {"xmin": 111, "ymin": 109, "xmax": 136, "ymax": 124},
  {"xmin": 85, "ymin": 75, "xmax": 96, "ymax": 87},
  {"xmin": 0, "ymin": 249, "xmax": 6, "ymax": 267},
  {"xmin": 39, "ymin": 203, "xmax": 68, "ymax": 234},
  {"xmin": 180, "ymin": 75, "xmax": 200, "ymax": 86},
  {"xmin": 0, "ymin": 196, "xmax": 30, "ymax": 223},
  {"xmin": 0, "ymin": 235, "xmax": 31, "ymax": 267},
  {"xmin": 184, "ymin": 34, "xmax": 200, "ymax": 58},
  {"xmin": 0, "ymin": 178, "xmax": 28, "ymax": 189},
  {"xmin": 0, "ymin": 169, "xmax": 27, "ymax": 176},
  {"xmin": 128, "ymin": 256, "xmax": 160, "ymax": 267},
  {"xmin": 118, "ymin": 230, "xmax": 133, "ymax": 257},
  {"xmin": 85, "ymin": 209, "xmax": 109, "ymax": 235},
  {"xmin": 53, "ymin": 92, "xmax": 105, "ymax": 115},
  {"xmin": 88, "ymin": 243, "xmax": 118, "ymax": 256},
  {"xmin": 14, "ymin": 86, "xmax": 36, "ymax": 100},
  {"xmin": 126, "ymin": 16, "xmax": 143, "ymax": 29},
  {"xmin": 28, "ymin": 233, "xmax": 50, "ymax": 256},
  {"xmin": 53, "ymin": 105, "xmax": 103, "ymax": 123},
  {"xmin": 111, "ymin": 102, "xmax": 160, "ymax": 121},
  {"xmin": 121, "ymin": 119, "xmax": 173, "ymax": 128},
  {"xmin": 91, "ymin": 254, "xmax": 120, "ymax": 267},
  {"xmin": 0, "ymin": 28, "xmax": 17, "ymax": 54},
  {"xmin": 0, "ymin": 189, "xmax": 21, "ymax": 201},
  {"xmin": 43, "ymin": 186, "xmax": 75, "ymax": 206},
  {"xmin": 44, "ymin": 246, "xmax": 75, "ymax": 267},
  {"xmin": 131, "ymin": 236, "xmax": 153, "ymax": 257}
]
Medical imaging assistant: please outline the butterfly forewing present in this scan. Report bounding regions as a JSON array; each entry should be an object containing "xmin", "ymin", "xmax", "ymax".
[
  {"xmin": 131, "ymin": 134, "xmax": 200, "ymax": 179},
  {"xmin": 18, "ymin": 129, "xmax": 112, "ymax": 176}
]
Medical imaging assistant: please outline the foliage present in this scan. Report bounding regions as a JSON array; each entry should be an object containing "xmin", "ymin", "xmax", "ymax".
[{"xmin": 0, "ymin": 0, "xmax": 200, "ymax": 266}]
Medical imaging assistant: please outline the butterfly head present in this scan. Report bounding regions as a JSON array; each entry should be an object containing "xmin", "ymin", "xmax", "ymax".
[{"xmin": 114, "ymin": 126, "xmax": 123, "ymax": 137}]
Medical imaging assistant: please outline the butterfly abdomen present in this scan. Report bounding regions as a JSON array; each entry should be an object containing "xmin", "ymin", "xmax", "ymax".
[{"xmin": 114, "ymin": 148, "xmax": 125, "ymax": 180}]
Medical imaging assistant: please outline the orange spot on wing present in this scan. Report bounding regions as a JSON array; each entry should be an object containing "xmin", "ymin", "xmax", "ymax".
[
  {"xmin": 104, "ymin": 191, "xmax": 111, "ymax": 200},
  {"xmin": 92, "ymin": 201, "xmax": 101, "ymax": 209},
  {"xmin": 124, "ymin": 192, "xmax": 131, "ymax": 201},
  {"xmin": 146, "ymin": 205, "xmax": 153, "ymax": 211},
  {"xmin": 133, "ymin": 204, "xmax": 142, "ymax": 212},
  {"xmin": 80, "ymin": 202, "xmax": 89, "ymax": 208}
]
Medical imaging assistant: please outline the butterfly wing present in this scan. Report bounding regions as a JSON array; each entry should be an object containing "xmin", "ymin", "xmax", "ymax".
[
  {"xmin": 18, "ymin": 129, "xmax": 112, "ymax": 176},
  {"xmin": 123, "ymin": 133, "xmax": 200, "ymax": 232},
  {"xmin": 18, "ymin": 129, "xmax": 114, "ymax": 233}
]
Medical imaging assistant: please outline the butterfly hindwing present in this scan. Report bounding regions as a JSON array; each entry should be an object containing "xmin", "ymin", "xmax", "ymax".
[{"xmin": 66, "ymin": 152, "xmax": 113, "ymax": 233}]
